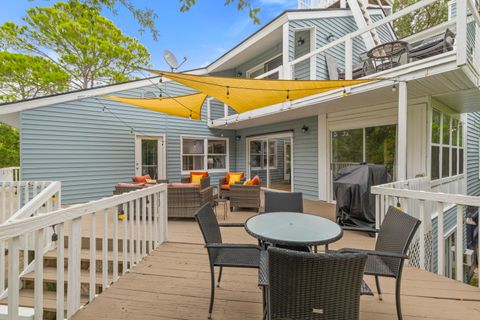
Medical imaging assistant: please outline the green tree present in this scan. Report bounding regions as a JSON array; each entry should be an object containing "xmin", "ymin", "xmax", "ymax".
[
  {"xmin": 1, "ymin": 1, "xmax": 151, "ymax": 89},
  {"xmin": 393, "ymin": 0, "xmax": 449, "ymax": 38},
  {"xmin": 0, "ymin": 52, "xmax": 70, "ymax": 103},
  {"xmin": 0, "ymin": 123, "xmax": 20, "ymax": 168},
  {"xmin": 180, "ymin": 0, "xmax": 260, "ymax": 24}
]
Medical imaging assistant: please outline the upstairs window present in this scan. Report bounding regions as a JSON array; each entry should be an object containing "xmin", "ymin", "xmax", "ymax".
[
  {"xmin": 431, "ymin": 109, "xmax": 463, "ymax": 180},
  {"xmin": 246, "ymin": 54, "xmax": 282, "ymax": 79}
]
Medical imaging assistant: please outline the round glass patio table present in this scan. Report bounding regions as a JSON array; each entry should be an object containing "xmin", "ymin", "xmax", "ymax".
[{"xmin": 245, "ymin": 212, "xmax": 343, "ymax": 247}]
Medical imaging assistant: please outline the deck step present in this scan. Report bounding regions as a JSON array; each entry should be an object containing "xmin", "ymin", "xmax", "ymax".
[
  {"xmin": 0, "ymin": 289, "xmax": 88, "ymax": 313},
  {"xmin": 43, "ymin": 248, "xmax": 127, "ymax": 272}
]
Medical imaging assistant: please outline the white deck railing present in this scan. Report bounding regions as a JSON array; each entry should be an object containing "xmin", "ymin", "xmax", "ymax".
[
  {"xmin": 1, "ymin": 181, "xmax": 59, "ymax": 224},
  {"xmin": 0, "ymin": 167, "xmax": 20, "ymax": 182},
  {"xmin": 288, "ymin": 0, "xmax": 480, "ymax": 80},
  {"xmin": 0, "ymin": 183, "xmax": 168, "ymax": 319},
  {"xmin": 371, "ymin": 174, "xmax": 479, "ymax": 287}
]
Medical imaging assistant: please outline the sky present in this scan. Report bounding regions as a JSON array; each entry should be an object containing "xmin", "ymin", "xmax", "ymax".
[{"xmin": 0, "ymin": 0, "xmax": 298, "ymax": 71}]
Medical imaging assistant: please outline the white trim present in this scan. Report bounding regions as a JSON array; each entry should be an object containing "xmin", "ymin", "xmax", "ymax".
[
  {"xmin": 318, "ymin": 114, "xmax": 328, "ymax": 201},
  {"xmin": 282, "ymin": 22, "xmax": 291, "ymax": 79},
  {"xmin": 180, "ymin": 135, "xmax": 230, "ymax": 175},
  {"xmin": 134, "ymin": 134, "xmax": 166, "ymax": 180}
]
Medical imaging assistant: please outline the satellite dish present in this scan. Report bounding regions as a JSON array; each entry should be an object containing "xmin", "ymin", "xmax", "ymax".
[{"xmin": 163, "ymin": 50, "xmax": 187, "ymax": 72}]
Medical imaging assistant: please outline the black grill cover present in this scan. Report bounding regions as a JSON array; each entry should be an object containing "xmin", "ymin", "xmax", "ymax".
[{"xmin": 334, "ymin": 164, "xmax": 388, "ymax": 228}]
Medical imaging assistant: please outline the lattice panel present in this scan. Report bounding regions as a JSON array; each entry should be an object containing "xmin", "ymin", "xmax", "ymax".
[{"xmin": 408, "ymin": 231, "xmax": 433, "ymax": 272}]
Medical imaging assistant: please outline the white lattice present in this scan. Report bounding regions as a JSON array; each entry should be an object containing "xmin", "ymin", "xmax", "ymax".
[{"xmin": 408, "ymin": 230, "xmax": 433, "ymax": 272}]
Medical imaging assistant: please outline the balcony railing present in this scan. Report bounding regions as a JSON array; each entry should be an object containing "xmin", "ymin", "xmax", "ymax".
[
  {"xmin": 371, "ymin": 174, "xmax": 479, "ymax": 287},
  {"xmin": 0, "ymin": 167, "xmax": 20, "ymax": 182},
  {"xmin": 289, "ymin": 0, "xmax": 480, "ymax": 81}
]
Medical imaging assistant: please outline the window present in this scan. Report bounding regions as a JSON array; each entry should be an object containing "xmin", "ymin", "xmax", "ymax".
[
  {"xmin": 246, "ymin": 55, "xmax": 282, "ymax": 79},
  {"xmin": 445, "ymin": 231, "xmax": 456, "ymax": 279},
  {"xmin": 250, "ymin": 140, "xmax": 277, "ymax": 169},
  {"xmin": 182, "ymin": 137, "xmax": 228, "ymax": 172},
  {"xmin": 430, "ymin": 109, "xmax": 464, "ymax": 180}
]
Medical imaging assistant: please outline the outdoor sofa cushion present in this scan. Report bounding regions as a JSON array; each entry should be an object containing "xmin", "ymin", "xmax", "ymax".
[
  {"xmin": 189, "ymin": 171, "xmax": 209, "ymax": 184},
  {"xmin": 168, "ymin": 183, "xmax": 199, "ymax": 188},
  {"xmin": 117, "ymin": 182, "xmax": 146, "ymax": 188},
  {"xmin": 251, "ymin": 175, "xmax": 261, "ymax": 185},
  {"xmin": 226, "ymin": 172, "xmax": 245, "ymax": 184}
]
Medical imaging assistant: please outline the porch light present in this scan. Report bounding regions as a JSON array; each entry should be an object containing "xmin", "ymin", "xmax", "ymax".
[
  {"xmin": 326, "ymin": 33, "xmax": 335, "ymax": 42},
  {"xmin": 297, "ymin": 36, "xmax": 305, "ymax": 46},
  {"xmin": 236, "ymin": 135, "xmax": 241, "ymax": 141},
  {"xmin": 392, "ymin": 84, "xmax": 397, "ymax": 92},
  {"xmin": 301, "ymin": 125, "xmax": 309, "ymax": 133},
  {"xmin": 130, "ymin": 128, "xmax": 134, "ymax": 135}
]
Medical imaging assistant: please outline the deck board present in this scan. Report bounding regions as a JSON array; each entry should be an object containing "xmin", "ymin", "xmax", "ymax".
[{"xmin": 73, "ymin": 201, "xmax": 480, "ymax": 320}]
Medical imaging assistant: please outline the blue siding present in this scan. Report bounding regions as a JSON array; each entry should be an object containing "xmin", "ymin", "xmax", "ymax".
[
  {"xmin": 235, "ymin": 116, "xmax": 318, "ymax": 200},
  {"xmin": 20, "ymin": 81, "xmax": 235, "ymax": 204},
  {"xmin": 467, "ymin": 113, "xmax": 480, "ymax": 196}
]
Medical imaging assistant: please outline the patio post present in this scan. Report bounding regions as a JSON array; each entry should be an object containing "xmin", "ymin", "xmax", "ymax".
[{"xmin": 397, "ymin": 81, "xmax": 407, "ymax": 181}]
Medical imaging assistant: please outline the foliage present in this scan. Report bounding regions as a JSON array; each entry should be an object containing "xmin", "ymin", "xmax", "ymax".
[
  {"xmin": 180, "ymin": 0, "xmax": 260, "ymax": 24},
  {"xmin": 1, "ymin": 1, "xmax": 151, "ymax": 89},
  {"xmin": 0, "ymin": 52, "xmax": 70, "ymax": 102},
  {"xmin": 0, "ymin": 123, "xmax": 20, "ymax": 168},
  {"xmin": 392, "ymin": 0, "xmax": 449, "ymax": 38}
]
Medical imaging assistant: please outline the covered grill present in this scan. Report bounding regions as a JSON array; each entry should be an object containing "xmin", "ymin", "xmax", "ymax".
[{"xmin": 334, "ymin": 164, "xmax": 389, "ymax": 228}]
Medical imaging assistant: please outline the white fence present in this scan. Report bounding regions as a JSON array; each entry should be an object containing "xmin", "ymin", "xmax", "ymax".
[
  {"xmin": 0, "ymin": 168, "xmax": 20, "ymax": 182},
  {"xmin": 0, "ymin": 183, "xmax": 168, "ymax": 319},
  {"xmin": 371, "ymin": 174, "xmax": 478, "ymax": 287}
]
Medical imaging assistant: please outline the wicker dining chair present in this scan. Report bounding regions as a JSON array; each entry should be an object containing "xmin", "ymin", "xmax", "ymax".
[
  {"xmin": 264, "ymin": 191, "xmax": 303, "ymax": 213},
  {"xmin": 264, "ymin": 247, "xmax": 367, "ymax": 320},
  {"xmin": 194, "ymin": 203, "xmax": 263, "ymax": 319},
  {"xmin": 339, "ymin": 206, "xmax": 421, "ymax": 320}
]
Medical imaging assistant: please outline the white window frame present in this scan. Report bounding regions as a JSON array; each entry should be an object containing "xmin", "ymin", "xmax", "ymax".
[
  {"xmin": 180, "ymin": 135, "xmax": 229, "ymax": 174},
  {"xmin": 246, "ymin": 53, "xmax": 283, "ymax": 79},
  {"xmin": 250, "ymin": 140, "xmax": 278, "ymax": 170},
  {"xmin": 430, "ymin": 107, "xmax": 464, "ymax": 181}
]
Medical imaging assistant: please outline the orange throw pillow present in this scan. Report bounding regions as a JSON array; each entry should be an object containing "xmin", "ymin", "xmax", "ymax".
[
  {"xmin": 243, "ymin": 179, "xmax": 252, "ymax": 186},
  {"xmin": 228, "ymin": 173, "xmax": 244, "ymax": 185},
  {"xmin": 190, "ymin": 171, "xmax": 208, "ymax": 184},
  {"xmin": 226, "ymin": 172, "xmax": 244, "ymax": 184},
  {"xmin": 132, "ymin": 174, "xmax": 151, "ymax": 183},
  {"xmin": 251, "ymin": 175, "xmax": 261, "ymax": 186}
]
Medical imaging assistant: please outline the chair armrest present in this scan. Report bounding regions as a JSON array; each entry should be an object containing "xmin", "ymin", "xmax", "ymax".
[
  {"xmin": 219, "ymin": 177, "xmax": 227, "ymax": 185},
  {"xmin": 205, "ymin": 243, "xmax": 261, "ymax": 250},
  {"xmin": 342, "ymin": 226, "xmax": 380, "ymax": 233},
  {"xmin": 181, "ymin": 177, "xmax": 190, "ymax": 183},
  {"xmin": 219, "ymin": 222, "xmax": 245, "ymax": 227},
  {"xmin": 200, "ymin": 176, "xmax": 210, "ymax": 189},
  {"xmin": 339, "ymin": 248, "xmax": 408, "ymax": 259}
]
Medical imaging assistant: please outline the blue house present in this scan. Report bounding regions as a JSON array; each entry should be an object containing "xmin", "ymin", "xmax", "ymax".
[{"xmin": 1, "ymin": 0, "xmax": 480, "ymax": 282}]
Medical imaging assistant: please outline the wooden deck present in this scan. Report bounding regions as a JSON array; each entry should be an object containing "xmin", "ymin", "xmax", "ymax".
[{"xmin": 72, "ymin": 201, "xmax": 480, "ymax": 320}]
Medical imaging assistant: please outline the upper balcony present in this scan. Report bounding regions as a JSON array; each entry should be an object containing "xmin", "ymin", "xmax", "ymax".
[{"xmin": 211, "ymin": 0, "xmax": 480, "ymax": 129}]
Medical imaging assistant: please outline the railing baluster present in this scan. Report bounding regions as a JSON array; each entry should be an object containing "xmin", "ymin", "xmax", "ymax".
[
  {"xmin": 56, "ymin": 223, "xmax": 65, "ymax": 320},
  {"xmin": 113, "ymin": 207, "xmax": 119, "ymax": 281},
  {"xmin": 129, "ymin": 200, "xmax": 135, "ymax": 267},
  {"xmin": 418, "ymin": 200, "xmax": 426, "ymax": 270},
  {"xmin": 8, "ymin": 236, "xmax": 20, "ymax": 320},
  {"xmin": 437, "ymin": 202, "xmax": 445, "ymax": 276},
  {"xmin": 160, "ymin": 188, "xmax": 168, "ymax": 243},
  {"xmin": 0, "ymin": 240, "xmax": 4, "ymax": 292},
  {"xmin": 9, "ymin": 183, "xmax": 14, "ymax": 217},
  {"xmin": 102, "ymin": 209, "xmax": 109, "ymax": 290},
  {"xmin": 67, "ymin": 217, "xmax": 82, "ymax": 318},
  {"xmin": 1, "ymin": 182, "xmax": 6, "ymax": 223},
  {"xmin": 148, "ymin": 195, "xmax": 154, "ymax": 253},
  {"xmin": 122, "ymin": 203, "xmax": 128, "ymax": 274},
  {"xmin": 456, "ymin": 205, "xmax": 464, "ymax": 282},
  {"xmin": 89, "ymin": 212, "xmax": 96, "ymax": 302},
  {"xmin": 23, "ymin": 232, "xmax": 29, "ymax": 271},
  {"xmin": 142, "ymin": 196, "xmax": 147, "ymax": 257},
  {"xmin": 136, "ymin": 198, "xmax": 141, "ymax": 263},
  {"xmin": 34, "ymin": 229, "xmax": 44, "ymax": 320},
  {"xmin": 153, "ymin": 193, "xmax": 159, "ymax": 247}
]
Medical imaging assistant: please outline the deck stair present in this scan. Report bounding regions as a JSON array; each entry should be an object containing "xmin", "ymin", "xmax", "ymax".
[
  {"xmin": 0, "ymin": 236, "xmax": 125, "ymax": 319},
  {"xmin": 347, "ymin": 0, "xmax": 382, "ymax": 49}
]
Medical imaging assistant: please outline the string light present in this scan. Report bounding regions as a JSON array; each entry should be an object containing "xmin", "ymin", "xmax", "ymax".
[
  {"xmin": 189, "ymin": 111, "xmax": 192, "ymax": 120},
  {"xmin": 286, "ymin": 89, "xmax": 290, "ymax": 100},
  {"xmin": 224, "ymin": 119, "xmax": 228, "ymax": 127},
  {"xmin": 342, "ymin": 87, "xmax": 348, "ymax": 97},
  {"xmin": 226, "ymin": 86, "xmax": 230, "ymax": 97},
  {"xmin": 392, "ymin": 83, "xmax": 397, "ymax": 92}
]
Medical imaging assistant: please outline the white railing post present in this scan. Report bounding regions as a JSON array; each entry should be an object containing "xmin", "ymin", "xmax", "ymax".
[
  {"xmin": 345, "ymin": 36, "xmax": 353, "ymax": 80},
  {"xmin": 67, "ymin": 217, "xmax": 82, "ymax": 318},
  {"xmin": 418, "ymin": 200, "xmax": 426, "ymax": 270},
  {"xmin": 456, "ymin": 0, "xmax": 468, "ymax": 66},
  {"xmin": 7, "ymin": 236, "xmax": 20, "ymax": 320},
  {"xmin": 437, "ymin": 202, "xmax": 445, "ymax": 276},
  {"xmin": 102, "ymin": 209, "xmax": 109, "ymax": 289},
  {"xmin": 455, "ymin": 205, "xmax": 464, "ymax": 282},
  {"xmin": 56, "ymin": 223, "xmax": 65, "ymax": 320},
  {"xmin": 34, "ymin": 228, "xmax": 44, "ymax": 320},
  {"xmin": 89, "ymin": 212, "xmax": 97, "ymax": 302},
  {"xmin": 161, "ymin": 188, "xmax": 169, "ymax": 243},
  {"xmin": 397, "ymin": 82, "xmax": 408, "ymax": 181}
]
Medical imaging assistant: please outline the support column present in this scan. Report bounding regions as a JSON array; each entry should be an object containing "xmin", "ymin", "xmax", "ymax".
[
  {"xmin": 282, "ymin": 22, "xmax": 291, "ymax": 80},
  {"xmin": 397, "ymin": 82, "xmax": 408, "ymax": 181},
  {"xmin": 318, "ymin": 114, "xmax": 328, "ymax": 201}
]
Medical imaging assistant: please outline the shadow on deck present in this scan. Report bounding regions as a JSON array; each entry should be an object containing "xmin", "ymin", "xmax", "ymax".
[{"xmin": 72, "ymin": 200, "xmax": 480, "ymax": 320}]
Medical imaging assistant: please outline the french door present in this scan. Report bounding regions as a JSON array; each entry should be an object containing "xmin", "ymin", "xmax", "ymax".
[
  {"xmin": 246, "ymin": 132, "xmax": 293, "ymax": 191},
  {"xmin": 135, "ymin": 135, "xmax": 166, "ymax": 179}
]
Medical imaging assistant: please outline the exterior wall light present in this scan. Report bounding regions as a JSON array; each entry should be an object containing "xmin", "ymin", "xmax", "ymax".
[{"xmin": 301, "ymin": 125, "xmax": 309, "ymax": 133}]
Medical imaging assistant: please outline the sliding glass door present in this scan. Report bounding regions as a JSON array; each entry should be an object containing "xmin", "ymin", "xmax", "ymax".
[{"xmin": 247, "ymin": 132, "xmax": 293, "ymax": 191}]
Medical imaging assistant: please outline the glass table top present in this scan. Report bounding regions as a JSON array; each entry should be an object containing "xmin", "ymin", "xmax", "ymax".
[{"xmin": 245, "ymin": 212, "xmax": 343, "ymax": 246}]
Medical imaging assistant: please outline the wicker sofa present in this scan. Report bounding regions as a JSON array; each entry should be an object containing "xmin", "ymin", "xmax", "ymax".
[
  {"xmin": 229, "ymin": 183, "xmax": 261, "ymax": 212},
  {"xmin": 168, "ymin": 183, "xmax": 214, "ymax": 218}
]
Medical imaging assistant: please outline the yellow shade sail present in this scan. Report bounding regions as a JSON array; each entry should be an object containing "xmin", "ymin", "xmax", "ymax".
[
  {"xmin": 105, "ymin": 93, "xmax": 207, "ymax": 120},
  {"xmin": 146, "ymin": 70, "xmax": 373, "ymax": 114}
]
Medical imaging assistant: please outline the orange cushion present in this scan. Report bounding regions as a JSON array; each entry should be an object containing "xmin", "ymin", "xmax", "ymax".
[
  {"xmin": 228, "ymin": 173, "xmax": 244, "ymax": 185},
  {"xmin": 132, "ymin": 175, "xmax": 151, "ymax": 183},
  {"xmin": 251, "ymin": 175, "xmax": 261, "ymax": 186},
  {"xmin": 220, "ymin": 184, "xmax": 230, "ymax": 190},
  {"xmin": 168, "ymin": 183, "xmax": 198, "ymax": 188},
  {"xmin": 226, "ymin": 172, "xmax": 244, "ymax": 184},
  {"xmin": 189, "ymin": 171, "xmax": 208, "ymax": 183},
  {"xmin": 117, "ymin": 182, "xmax": 145, "ymax": 187}
]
